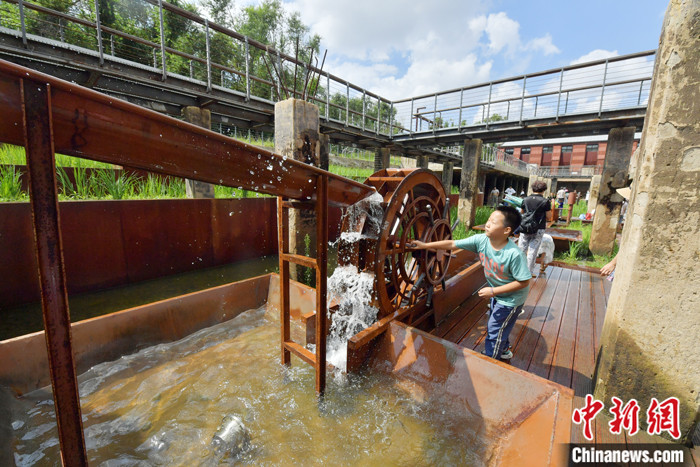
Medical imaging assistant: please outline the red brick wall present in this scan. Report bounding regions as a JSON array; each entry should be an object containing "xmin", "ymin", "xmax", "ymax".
[
  {"xmin": 571, "ymin": 144, "xmax": 586, "ymax": 167},
  {"xmin": 530, "ymin": 146, "xmax": 543, "ymax": 165}
]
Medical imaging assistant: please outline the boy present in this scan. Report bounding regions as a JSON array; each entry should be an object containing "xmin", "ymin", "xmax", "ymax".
[{"xmin": 412, "ymin": 206, "xmax": 531, "ymax": 360}]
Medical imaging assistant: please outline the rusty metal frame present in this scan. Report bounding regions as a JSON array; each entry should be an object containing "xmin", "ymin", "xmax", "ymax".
[
  {"xmin": 277, "ymin": 173, "xmax": 328, "ymax": 394},
  {"xmin": 0, "ymin": 57, "xmax": 375, "ymax": 458},
  {"xmin": 21, "ymin": 81, "xmax": 88, "ymax": 465}
]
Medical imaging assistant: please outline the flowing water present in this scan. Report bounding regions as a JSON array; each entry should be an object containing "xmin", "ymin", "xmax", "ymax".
[{"xmin": 5, "ymin": 305, "xmax": 494, "ymax": 466}]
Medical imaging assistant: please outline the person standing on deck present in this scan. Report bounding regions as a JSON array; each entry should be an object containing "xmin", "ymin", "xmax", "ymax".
[
  {"xmin": 412, "ymin": 206, "xmax": 531, "ymax": 361},
  {"xmin": 518, "ymin": 181, "xmax": 552, "ymax": 277},
  {"xmin": 489, "ymin": 186, "xmax": 500, "ymax": 206}
]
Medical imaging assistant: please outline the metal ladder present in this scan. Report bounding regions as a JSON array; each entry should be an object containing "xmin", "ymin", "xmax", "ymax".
[{"xmin": 277, "ymin": 174, "xmax": 328, "ymax": 394}]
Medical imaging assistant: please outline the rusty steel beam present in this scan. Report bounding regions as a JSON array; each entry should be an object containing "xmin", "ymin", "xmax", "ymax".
[
  {"xmin": 21, "ymin": 81, "xmax": 88, "ymax": 466},
  {"xmin": 314, "ymin": 174, "xmax": 328, "ymax": 394},
  {"xmin": 0, "ymin": 58, "xmax": 375, "ymax": 208}
]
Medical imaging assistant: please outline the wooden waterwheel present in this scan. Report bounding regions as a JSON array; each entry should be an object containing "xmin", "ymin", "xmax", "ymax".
[{"xmin": 338, "ymin": 168, "xmax": 454, "ymax": 318}]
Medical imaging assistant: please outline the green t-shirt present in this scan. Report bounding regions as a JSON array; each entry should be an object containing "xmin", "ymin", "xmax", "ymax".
[{"xmin": 454, "ymin": 234, "xmax": 531, "ymax": 307}]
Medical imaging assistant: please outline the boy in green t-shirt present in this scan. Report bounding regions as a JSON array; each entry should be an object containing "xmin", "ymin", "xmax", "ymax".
[{"xmin": 413, "ymin": 206, "xmax": 531, "ymax": 360}]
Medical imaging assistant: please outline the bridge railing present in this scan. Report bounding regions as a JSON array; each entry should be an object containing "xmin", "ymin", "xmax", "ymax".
[
  {"xmin": 0, "ymin": 0, "xmax": 396, "ymax": 136},
  {"xmin": 537, "ymin": 165, "xmax": 603, "ymax": 178},
  {"xmin": 480, "ymin": 145, "xmax": 531, "ymax": 176},
  {"xmin": 391, "ymin": 50, "xmax": 655, "ymax": 137}
]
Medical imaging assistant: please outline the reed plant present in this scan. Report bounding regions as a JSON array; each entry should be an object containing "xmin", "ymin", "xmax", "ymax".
[
  {"xmin": 95, "ymin": 170, "xmax": 137, "ymax": 200},
  {"xmin": 0, "ymin": 165, "xmax": 25, "ymax": 200}
]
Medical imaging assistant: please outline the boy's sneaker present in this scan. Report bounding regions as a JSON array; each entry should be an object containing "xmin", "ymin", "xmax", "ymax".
[{"xmin": 500, "ymin": 348, "xmax": 513, "ymax": 360}]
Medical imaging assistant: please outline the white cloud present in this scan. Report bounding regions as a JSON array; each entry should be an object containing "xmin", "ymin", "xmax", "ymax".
[
  {"xmin": 570, "ymin": 49, "xmax": 619, "ymax": 65},
  {"xmin": 527, "ymin": 34, "xmax": 560, "ymax": 56},
  {"xmin": 285, "ymin": 1, "xmax": 560, "ymax": 99}
]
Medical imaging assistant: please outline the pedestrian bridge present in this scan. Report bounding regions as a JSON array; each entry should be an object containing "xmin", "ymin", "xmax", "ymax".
[{"xmin": 0, "ymin": 0, "xmax": 653, "ymax": 166}]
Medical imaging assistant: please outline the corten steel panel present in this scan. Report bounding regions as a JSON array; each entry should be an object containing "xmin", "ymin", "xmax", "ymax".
[
  {"xmin": 211, "ymin": 198, "xmax": 278, "ymax": 262},
  {"xmin": 372, "ymin": 321, "xmax": 573, "ymax": 466},
  {"xmin": 0, "ymin": 198, "xmax": 283, "ymax": 309},
  {"xmin": 119, "ymin": 199, "xmax": 215, "ymax": 284},
  {"xmin": 60, "ymin": 201, "xmax": 129, "ymax": 292},
  {"xmin": 0, "ymin": 203, "xmax": 39, "ymax": 307},
  {"xmin": 0, "ymin": 60, "xmax": 376, "ymax": 208},
  {"xmin": 0, "ymin": 274, "xmax": 271, "ymax": 396}
]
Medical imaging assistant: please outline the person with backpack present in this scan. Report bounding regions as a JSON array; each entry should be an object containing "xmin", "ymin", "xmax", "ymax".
[{"xmin": 518, "ymin": 181, "xmax": 551, "ymax": 277}]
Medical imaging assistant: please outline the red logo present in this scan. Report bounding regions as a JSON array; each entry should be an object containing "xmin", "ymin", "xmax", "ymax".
[
  {"xmin": 647, "ymin": 397, "xmax": 681, "ymax": 439},
  {"xmin": 609, "ymin": 397, "xmax": 640, "ymax": 436},
  {"xmin": 572, "ymin": 394, "xmax": 604, "ymax": 441}
]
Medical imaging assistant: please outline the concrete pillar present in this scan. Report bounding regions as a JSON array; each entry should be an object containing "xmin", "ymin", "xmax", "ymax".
[
  {"xmin": 416, "ymin": 155, "xmax": 429, "ymax": 169},
  {"xmin": 589, "ymin": 127, "xmax": 635, "ymax": 255},
  {"xmin": 458, "ymin": 139, "xmax": 481, "ymax": 228},
  {"xmin": 183, "ymin": 107, "xmax": 215, "ymax": 198},
  {"xmin": 374, "ymin": 147, "xmax": 390, "ymax": 172},
  {"xmin": 550, "ymin": 178, "xmax": 558, "ymax": 197},
  {"xmin": 319, "ymin": 134, "xmax": 329, "ymax": 171},
  {"xmin": 587, "ymin": 175, "xmax": 601, "ymax": 213},
  {"xmin": 274, "ymin": 98, "xmax": 321, "ymax": 280},
  {"xmin": 441, "ymin": 162, "xmax": 454, "ymax": 196},
  {"xmin": 595, "ymin": 0, "xmax": 700, "ymax": 441}
]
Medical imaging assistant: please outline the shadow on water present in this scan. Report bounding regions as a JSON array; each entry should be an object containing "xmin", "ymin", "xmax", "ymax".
[{"xmin": 0, "ymin": 255, "xmax": 280, "ymax": 341}]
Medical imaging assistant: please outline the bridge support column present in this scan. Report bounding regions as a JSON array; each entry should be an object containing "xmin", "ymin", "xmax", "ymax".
[
  {"xmin": 319, "ymin": 134, "xmax": 329, "ymax": 171},
  {"xmin": 374, "ymin": 147, "xmax": 390, "ymax": 171},
  {"xmin": 441, "ymin": 162, "xmax": 453, "ymax": 196},
  {"xmin": 587, "ymin": 175, "xmax": 601, "ymax": 213},
  {"xmin": 275, "ymin": 98, "xmax": 322, "ymax": 281},
  {"xmin": 416, "ymin": 155, "xmax": 429, "ymax": 169},
  {"xmin": 589, "ymin": 126, "xmax": 635, "ymax": 255},
  {"xmin": 458, "ymin": 139, "xmax": 481, "ymax": 228},
  {"xmin": 594, "ymin": 0, "xmax": 700, "ymax": 441},
  {"xmin": 183, "ymin": 107, "xmax": 215, "ymax": 199}
]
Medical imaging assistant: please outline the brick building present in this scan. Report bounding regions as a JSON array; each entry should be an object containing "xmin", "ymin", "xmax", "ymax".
[{"xmin": 499, "ymin": 133, "xmax": 641, "ymax": 168}]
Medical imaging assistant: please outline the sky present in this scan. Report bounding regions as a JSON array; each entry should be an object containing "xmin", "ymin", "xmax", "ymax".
[{"xmin": 277, "ymin": 0, "xmax": 667, "ymax": 100}]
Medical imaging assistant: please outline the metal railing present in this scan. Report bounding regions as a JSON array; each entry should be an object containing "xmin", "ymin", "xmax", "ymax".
[
  {"xmin": 537, "ymin": 165, "xmax": 603, "ymax": 178},
  {"xmin": 480, "ymin": 145, "xmax": 531, "ymax": 175},
  {"xmin": 0, "ymin": 0, "xmax": 655, "ymax": 145},
  {"xmin": 0, "ymin": 0, "xmax": 395, "ymax": 135},
  {"xmin": 392, "ymin": 50, "xmax": 655, "ymax": 137}
]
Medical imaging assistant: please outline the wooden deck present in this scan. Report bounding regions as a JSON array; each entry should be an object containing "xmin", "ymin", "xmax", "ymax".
[{"xmin": 430, "ymin": 264, "xmax": 698, "ymax": 455}]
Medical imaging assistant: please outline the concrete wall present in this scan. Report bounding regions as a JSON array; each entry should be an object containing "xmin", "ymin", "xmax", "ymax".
[{"xmin": 594, "ymin": 0, "xmax": 700, "ymax": 441}]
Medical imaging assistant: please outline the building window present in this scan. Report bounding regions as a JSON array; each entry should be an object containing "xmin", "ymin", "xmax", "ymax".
[
  {"xmin": 561, "ymin": 145, "xmax": 573, "ymax": 153},
  {"xmin": 543, "ymin": 146, "xmax": 553, "ymax": 153},
  {"xmin": 505, "ymin": 148, "xmax": 514, "ymax": 156},
  {"xmin": 520, "ymin": 147, "xmax": 530, "ymax": 163},
  {"xmin": 586, "ymin": 144, "xmax": 599, "ymax": 151}
]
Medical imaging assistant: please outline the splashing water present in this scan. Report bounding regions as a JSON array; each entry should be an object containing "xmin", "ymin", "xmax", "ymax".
[
  {"xmin": 326, "ymin": 265, "xmax": 378, "ymax": 371},
  {"xmin": 326, "ymin": 191, "xmax": 385, "ymax": 371}
]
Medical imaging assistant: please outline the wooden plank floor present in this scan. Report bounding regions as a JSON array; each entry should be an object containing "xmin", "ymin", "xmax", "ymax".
[{"xmin": 434, "ymin": 265, "xmax": 609, "ymax": 389}]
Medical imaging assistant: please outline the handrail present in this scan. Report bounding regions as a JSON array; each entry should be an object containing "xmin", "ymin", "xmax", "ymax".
[
  {"xmin": 0, "ymin": 0, "xmax": 655, "ymax": 142},
  {"xmin": 0, "ymin": 0, "xmax": 395, "ymax": 134},
  {"xmin": 0, "ymin": 58, "xmax": 376, "ymax": 207}
]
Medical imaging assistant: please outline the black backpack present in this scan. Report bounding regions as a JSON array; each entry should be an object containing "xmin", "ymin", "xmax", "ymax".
[{"xmin": 520, "ymin": 197, "xmax": 548, "ymax": 234}]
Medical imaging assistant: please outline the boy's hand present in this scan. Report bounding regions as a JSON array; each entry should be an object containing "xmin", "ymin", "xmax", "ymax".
[
  {"xmin": 410, "ymin": 240, "xmax": 426, "ymax": 250},
  {"xmin": 478, "ymin": 287, "xmax": 495, "ymax": 298}
]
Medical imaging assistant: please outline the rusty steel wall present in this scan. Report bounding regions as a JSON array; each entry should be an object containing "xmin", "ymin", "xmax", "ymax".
[{"xmin": 0, "ymin": 198, "xmax": 342, "ymax": 309}]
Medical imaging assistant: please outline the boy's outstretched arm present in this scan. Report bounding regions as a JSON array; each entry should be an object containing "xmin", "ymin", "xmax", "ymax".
[
  {"xmin": 477, "ymin": 279, "xmax": 530, "ymax": 298},
  {"xmin": 411, "ymin": 239, "xmax": 457, "ymax": 251}
]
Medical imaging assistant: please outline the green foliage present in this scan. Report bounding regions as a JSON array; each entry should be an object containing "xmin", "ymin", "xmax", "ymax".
[
  {"xmin": 94, "ymin": 169, "xmax": 137, "ymax": 199},
  {"xmin": 474, "ymin": 206, "xmax": 493, "ymax": 226},
  {"xmin": 328, "ymin": 164, "xmax": 374, "ymax": 181},
  {"xmin": 0, "ymin": 165, "xmax": 25, "ymax": 201}
]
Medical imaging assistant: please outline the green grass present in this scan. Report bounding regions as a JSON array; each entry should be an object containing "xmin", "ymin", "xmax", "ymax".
[
  {"xmin": 1, "ymin": 144, "xmax": 114, "ymax": 168},
  {"xmin": 328, "ymin": 164, "xmax": 374, "ymax": 180},
  {"xmin": 449, "ymin": 205, "xmax": 493, "ymax": 241},
  {"xmin": 0, "ymin": 165, "xmax": 25, "ymax": 201},
  {"xmin": 553, "ymin": 222, "xmax": 619, "ymax": 269}
]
